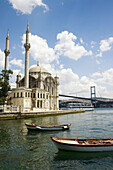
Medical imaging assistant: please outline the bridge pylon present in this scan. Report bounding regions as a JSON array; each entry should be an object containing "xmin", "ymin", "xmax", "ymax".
[{"xmin": 90, "ymin": 86, "xmax": 96, "ymax": 107}]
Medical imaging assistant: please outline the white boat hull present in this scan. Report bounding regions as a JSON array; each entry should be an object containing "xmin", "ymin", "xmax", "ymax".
[
  {"xmin": 54, "ymin": 142, "xmax": 113, "ymax": 152},
  {"xmin": 52, "ymin": 137, "xmax": 113, "ymax": 152}
]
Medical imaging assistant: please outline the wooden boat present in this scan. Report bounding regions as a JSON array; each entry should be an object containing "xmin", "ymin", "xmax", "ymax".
[
  {"xmin": 25, "ymin": 123, "xmax": 71, "ymax": 131},
  {"xmin": 51, "ymin": 137, "xmax": 113, "ymax": 152}
]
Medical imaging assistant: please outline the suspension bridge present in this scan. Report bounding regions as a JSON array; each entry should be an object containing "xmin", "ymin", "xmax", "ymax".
[{"xmin": 59, "ymin": 86, "xmax": 113, "ymax": 108}]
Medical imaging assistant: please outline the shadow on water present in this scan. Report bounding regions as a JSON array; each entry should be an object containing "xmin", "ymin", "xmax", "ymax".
[
  {"xmin": 26, "ymin": 129, "xmax": 70, "ymax": 136},
  {"xmin": 27, "ymin": 131, "xmax": 60, "ymax": 136},
  {"xmin": 54, "ymin": 150, "xmax": 113, "ymax": 161}
]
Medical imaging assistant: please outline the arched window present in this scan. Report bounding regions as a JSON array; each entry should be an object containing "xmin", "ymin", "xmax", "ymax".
[
  {"xmin": 40, "ymin": 100, "xmax": 42, "ymax": 108},
  {"xmin": 21, "ymin": 92, "xmax": 23, "ymax": 97},
  {"xmin": 37, "ymin": 100, "xmax": 39, "ymax": 108},
  {"xmin": 25, "ymin": 92, "xmax": 27, "ymax": 97},
  {"xmin": 40, "ymin": 93, "xmax": 42, "ymax": 98},
  {"xmin": 17, "ymin": 92, "xmax": 19, "ymax": 98}
]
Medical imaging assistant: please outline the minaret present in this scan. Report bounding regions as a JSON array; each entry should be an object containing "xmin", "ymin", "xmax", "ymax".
[
  {"xmin": 24, "ymin": 22, "xmax": 30, "ymax": 88},
  {"xmin": 4, "ymin": 30, "xmax": 10, "ymax": 70}
]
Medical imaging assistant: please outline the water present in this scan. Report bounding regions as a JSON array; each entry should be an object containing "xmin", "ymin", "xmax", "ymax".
[{"xmin": 0, "ymin": 108, "xmax": 113, "ymax": 169}]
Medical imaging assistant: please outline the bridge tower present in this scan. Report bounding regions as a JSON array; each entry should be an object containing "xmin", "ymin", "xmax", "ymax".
[{"xmin": 90, "ymin": 86, "xmax": 96, "ymax": 107}]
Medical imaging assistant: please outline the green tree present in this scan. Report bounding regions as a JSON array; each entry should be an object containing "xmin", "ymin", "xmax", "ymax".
[{"xmin": 0, "ymin": 69, "xmax": 13, "ymax": 105}]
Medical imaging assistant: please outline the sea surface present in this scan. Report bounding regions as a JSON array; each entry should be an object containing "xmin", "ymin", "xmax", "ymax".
[{"xmin": 0, "ymin": 108, "xmax": 113, "ymax": 169}]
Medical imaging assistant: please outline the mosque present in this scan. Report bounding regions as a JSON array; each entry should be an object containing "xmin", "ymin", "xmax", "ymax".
[{"xmin": 4, "ymin": 24, "xmax": 59, "ymax": 112}]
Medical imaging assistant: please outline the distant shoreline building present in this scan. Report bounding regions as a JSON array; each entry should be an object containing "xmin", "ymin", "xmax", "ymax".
[{"xmin": 6, "ymin": 23, "xmax": 59, "ymax": 112}]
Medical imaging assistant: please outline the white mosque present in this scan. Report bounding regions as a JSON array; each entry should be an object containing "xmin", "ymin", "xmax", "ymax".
[{"xmin": 5, "ymin": 23, "xmax": 59, "ymax": 112}]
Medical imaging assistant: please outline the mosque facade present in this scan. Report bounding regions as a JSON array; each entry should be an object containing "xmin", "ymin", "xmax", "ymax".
[{"xmin": 5, "ymin": 24, "xmax": 59, "ymax": 112}]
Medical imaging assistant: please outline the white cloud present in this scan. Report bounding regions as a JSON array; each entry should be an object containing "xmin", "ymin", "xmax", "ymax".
[
  {"xmin": 57, "ymin": 68, "xmax": 95, "ymax": 97},
  {"xmin": 95, "ymin": 68, "xmax": 113, "ymax": 86},
  {"xmin": 91, "ymin": 41, "xmax": 96, "ymax": 48},
  {"xmin": 0, "ymin": 49, "xmax": 5, "ymax": 69},
  {"xmin": 10, "ymin": 82, "xmax": 16, "ymax": 88},
  {"xmin": 9, "ymin": 0, "xmax": 49, "ymax": 14},
  {"xmin": 58, "ymin": 67, "xmax": 113, "ymax": 98},
  {"xmin": 96, "ymin": 52, "xmax": 102, "ymax": 57},
  {"xmin": 91, "ymin": 72, "xmax": 102, "ymax": 78},
  {"xmin": 97, "ymin": 37, "xmax": 113, "ymax": 57},
  {"xmin": 55, "ymin": 31, "xmax": 92, "ymax": 61},
  {"xmin": 20, "ymin": 31, "xmax": 113, "ymax": 98},
  {"xmin": 10, "ymin": 69, "xmax": 23, "ymax": 88},
  {"xmin": 10, "ymin": 58, "xmax": 24, "ymax": 68},
  {"xmin": 59, "ymin": 64, "xmax": 64, "ymax": 69},
  {"xmin": 80, "ymin": 38, "xmax": 84, "ymax": 44},
  {"xmin": 22, "ymin": 31, "xmax": 93, "ymax": 67},
  {"xmin": 22, "ymin": 33, "xmax": 58, "ymax": 64},
  {"xmin": 100, "ymin": 37, "xmax": 113, "ymax": 52}
]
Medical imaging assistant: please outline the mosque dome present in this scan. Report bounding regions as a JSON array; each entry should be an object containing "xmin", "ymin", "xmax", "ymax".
[
  {"xmin": 29, "ymin": 63, "xmax": 51, "ymax": 79},
  {"xmin": 29, "ymin": 63, "xmax": 49, "ymax": 73}
]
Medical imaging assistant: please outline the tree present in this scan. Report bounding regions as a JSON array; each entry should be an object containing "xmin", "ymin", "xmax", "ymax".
[{"xmin": 0, "ymin": 69, "xmax": 13, "ymax": 105}]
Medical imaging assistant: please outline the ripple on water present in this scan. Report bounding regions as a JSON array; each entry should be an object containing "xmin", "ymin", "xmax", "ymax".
[{"xmin": 0, "ymin": 109, "xmax": 113, "ymax": 169}]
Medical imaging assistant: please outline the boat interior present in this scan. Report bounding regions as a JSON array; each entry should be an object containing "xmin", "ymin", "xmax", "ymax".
[{"xmin": 54, "ymin": 138, "xmax": 113, "ymax": 145}]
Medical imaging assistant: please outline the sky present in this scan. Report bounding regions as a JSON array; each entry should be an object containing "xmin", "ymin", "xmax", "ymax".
[{"xmin": 1, "ymin": 0, "xmax": 113, "ymax": 99}]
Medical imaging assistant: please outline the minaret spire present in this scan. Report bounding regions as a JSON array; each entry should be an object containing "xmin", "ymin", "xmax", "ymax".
[
  {"xmin": 24, "ymin": 22, "xmax": 30, "ymax": 88},
  {"xmin": 27, "ymin": 21, "xmax": 29, "ymax": 31},
  {"xmin": 4, "ymin": 30, "xmax": 10, "ymax": 70}
]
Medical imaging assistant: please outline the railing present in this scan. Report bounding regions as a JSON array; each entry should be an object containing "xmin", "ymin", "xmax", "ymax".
[{"xmin": 0, "ymin": 105, "xmax": 20, "ymax": 113}]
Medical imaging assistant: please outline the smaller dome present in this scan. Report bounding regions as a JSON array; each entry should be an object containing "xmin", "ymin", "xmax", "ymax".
[{"xmin": 29, "ymin": 65, "xmax": 48, "ymax": 73}]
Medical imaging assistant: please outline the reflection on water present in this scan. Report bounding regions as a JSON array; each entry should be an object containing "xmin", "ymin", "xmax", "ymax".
[
  {"xmin": 1, "ymin": 108, "xmax": 113, "ymax": 169},
  {"xmin": 27, "ymin": 129, "xmax": 62, "ymax": 136},
  {"xmin": 54, "ymin": 150, "xmax": 113, "ymax": 161},
  {"xmin": 24, "ymin": 115, "xmax": 60, "ymax": 126}
]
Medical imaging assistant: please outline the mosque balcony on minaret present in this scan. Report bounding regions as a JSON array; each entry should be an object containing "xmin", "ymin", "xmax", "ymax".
[
  {"xmin": 4, "ymin": 49, "xmax": 10, "ymax": 55},
  {"xmin": 24, "ymin": 43, "xmax": 30, "ymax": 50}
]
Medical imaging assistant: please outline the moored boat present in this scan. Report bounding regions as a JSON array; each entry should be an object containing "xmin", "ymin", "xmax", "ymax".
[
  {"xmin": 25, "ymin": 123, "xmax": 71, "ymax": 131},
  {"xmin": 51, "ymin": 137, "xmax": 113, "ymax": 152}
]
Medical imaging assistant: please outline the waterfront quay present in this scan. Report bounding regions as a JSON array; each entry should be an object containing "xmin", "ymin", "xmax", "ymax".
[{"xmin": 0, "ymin": 109, "xmax": 85, "ymax": 120}]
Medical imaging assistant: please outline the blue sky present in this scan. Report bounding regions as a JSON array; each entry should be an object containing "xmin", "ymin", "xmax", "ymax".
[{"xmin": 1, "ymin": 0, "xmax": 113, "ymax": 98}]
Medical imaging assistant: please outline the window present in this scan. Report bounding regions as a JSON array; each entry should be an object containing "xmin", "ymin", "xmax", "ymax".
[
  {"xmin": 28, "ymin": 93, "xmax": 30, "ymax": 97},
  {"xmin": 14, "ymin": 93, "xmax": 15, "ymax": 98},
  {"xmin": 37, "ymin": 100, "xmax": 39, "ymax": 108},
  {"xmin": 25, "ymin": 92, "xmax": 27, "ymax": 97},
  {"xmin": 33, "ymin": 93, "xmax": 35, "ymax": 98},
  {"xmin": 37, "ymin": 93, "xmax": 39, "ymax": 98},
  {"xmin": 40, "ymin": 101, "xmax": 42, "ymax": 108},
  {"xmin": 21, "ymin": 92, "xmax": 23, "ymax": 97},
  {"xmin": 40, "ymin": 93, "xmax": 42, "ymax": 98},
  {"xmin": 43, "ymin": 94, "xmax": 45, "ymax": 98},
  {"xmin": 17, "ymin": 92, "xmax": 19, "ymax": 97}
]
